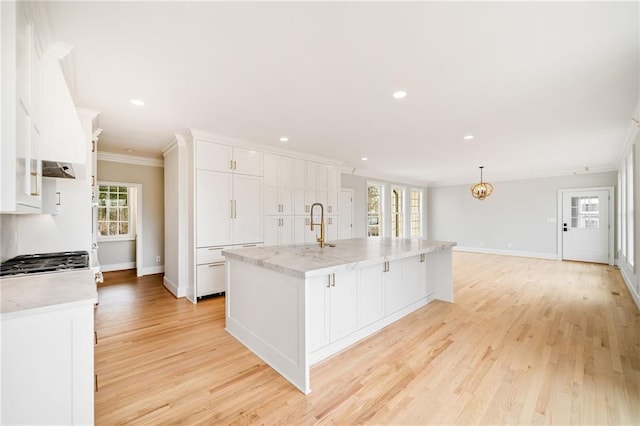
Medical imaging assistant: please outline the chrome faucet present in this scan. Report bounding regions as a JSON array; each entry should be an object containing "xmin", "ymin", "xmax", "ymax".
[{"xmin": 310, "ymin": 203, "xmax": 325, "ymax": 248}]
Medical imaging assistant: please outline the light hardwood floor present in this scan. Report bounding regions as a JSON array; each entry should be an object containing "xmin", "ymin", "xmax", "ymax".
[{"xmin": 95, "ymin": 253, "xmax": 640, "ymax": 425}]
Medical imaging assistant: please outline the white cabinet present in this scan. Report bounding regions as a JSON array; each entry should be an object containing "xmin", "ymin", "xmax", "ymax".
[
  {"xmin": 265, "ymin": 216, "xmax": 294, "ymax": 246},
  {"xmin": 195, "ymin": 170, "xmax": 262, "ymax": 247},
  {"xmin": 1, "ymin": 303, "xmax": 94, "ymax": 425},
  {"xmin": 294, "ymin": 216, "xmax": 316, "ymax": 245},
  {"xmin": 402, "ymin": 255, "xmax": 427, "ymax": 306},
  {"xmin": 358, "ymin": 264, "xmax": 384, "ymax": 327},
  {"xmin": 308, "ymin": 270, "xmax": 358, "ymax": 353},
  {"xmin": 383, "ymin": 260, "xmax": 404, "ymax": 315},
  {"xmin": 326, "ymin": 217, "xmax": 339, "ymax": 242},
  {"xmin": 196, "ymin": 170, "xmax": 233, "ymax": 247},
  {"xmin": 264, "ymin": 154, "xmax": 294, "ymax": 215},
  {"xmin": 196, "ymin": 247, "xmax": 226, "ymax": 297},
  {"xmin": 196, "ymin": 140, "xmax": 263, "ymax": 176},
  {"xmin": 1, "ymin": 1, "xmax": 43, "ymax": 213},
  {"xmin": 42, "ymin": 177, "xmax": 61, "ymax": 214}
]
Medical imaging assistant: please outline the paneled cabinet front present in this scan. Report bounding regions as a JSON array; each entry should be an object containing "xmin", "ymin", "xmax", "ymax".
[
  {"xmin": 308, "ymin": 270, "xmax": 358, "ymax": 353},
  {"xmin": 196, "ymin": 140, "xmax": 263, "ymax": 176},
  {"xmin": 196, "ymin": 170, "xmax": 262, "ymax": 247},
  {"xmin": 264, "ymin": 154, "xmax": 294, "ymax": 215}
]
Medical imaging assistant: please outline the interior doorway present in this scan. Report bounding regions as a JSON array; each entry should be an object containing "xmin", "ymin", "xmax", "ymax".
[{"xmin": 558, "ymin": 187, "xmax": 614, "ymax": 265}]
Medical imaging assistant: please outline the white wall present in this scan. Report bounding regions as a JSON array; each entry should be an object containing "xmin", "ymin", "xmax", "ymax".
[
  {"xmin": 17, "ymin": 176, "xmax": 92, "ymax": 254},
  {"xmin": 0, "ymin": 215, "xmax": 18, "ymax": 262},
  {"xmin": 98, "ymin": 159, "xmax": 164, "ymax": 275},
  {"xmin": 428, "ymin": 171, "xmax": 617, "ymax": 258}
]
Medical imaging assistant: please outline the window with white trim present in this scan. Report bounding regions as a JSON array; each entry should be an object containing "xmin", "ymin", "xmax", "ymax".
[
  {"xmin": 391, "ymin": 187, "xmax": 404, "ymax": 238},
  {"xmin": 410, "ymin": 189, "xmax": 422, "ymax": 238},
  {"xmin": 367, "ymin": 183, "xmax": 383, "ymax": 237},
  {"xmin": 97, "ymin": 184, "xmax": 134, "ymax": 240}
]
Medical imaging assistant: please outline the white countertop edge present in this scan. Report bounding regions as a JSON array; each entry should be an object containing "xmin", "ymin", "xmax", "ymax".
[
  {"xmin": 223, "ymin": 239, "xmax": 456, "ymax": 279},
  {"xmin": 0, "ymin": 297, "xmax": 97, "ymax": 321}
]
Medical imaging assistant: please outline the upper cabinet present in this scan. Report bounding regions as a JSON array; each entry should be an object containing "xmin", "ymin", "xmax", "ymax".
[
  {"xmin": 1, "ymin": 1, "xmax": 87, "ymax": 214},
  {"xmin": 196, "ymin": 140, "xmax": 262, "ymax": 176}
]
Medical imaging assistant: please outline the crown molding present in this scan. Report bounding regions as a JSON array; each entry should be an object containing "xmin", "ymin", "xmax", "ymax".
[
  {"xmin": 341, "ymin": 166, "xmax": 429, "ymax": 188},
  {"xmin": 97, "ymin": 151, "xmax": 164, "ymax": 168}
]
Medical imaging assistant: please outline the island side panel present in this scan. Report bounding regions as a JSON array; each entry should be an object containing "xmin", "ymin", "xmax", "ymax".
[
  {"xmin": 225, "ymin": 259, "xmax": 310, "ymax": 393},
  {"xmin": 434, "ymin": 247, "xmax": 454, "ymax": 302}
]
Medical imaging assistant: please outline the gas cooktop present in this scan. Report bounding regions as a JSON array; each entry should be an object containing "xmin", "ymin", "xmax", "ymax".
[{"xmin": 0, "ymin": 251, "xmax": 89, "ymax": 277}]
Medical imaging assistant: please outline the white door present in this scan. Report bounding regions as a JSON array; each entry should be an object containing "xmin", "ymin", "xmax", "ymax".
[
  {"xmin": 561, "ymin": 189, "xmax": 610, "ymax": 264},
  {"xmin": 196, "ymin": 170, "xmax": 233, "ymax": 247},
  {"xmin": 338, "ymin": 189, "xmax": 353, "ymax": 239}
]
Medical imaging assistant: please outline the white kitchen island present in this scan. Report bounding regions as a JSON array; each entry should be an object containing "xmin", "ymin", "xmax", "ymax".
[{"xmin": 222, "ymin": 238, "xmax": 456, "ymax": 394}]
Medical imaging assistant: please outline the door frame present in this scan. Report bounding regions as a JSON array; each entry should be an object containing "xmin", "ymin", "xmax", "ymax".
[
  {"xmin": 338, "ymin": 188, "xmax": 353, "ymax": 239},
  {"xmin": 557, "ymin": 186, "xmax": 614, "ymax": 265}
]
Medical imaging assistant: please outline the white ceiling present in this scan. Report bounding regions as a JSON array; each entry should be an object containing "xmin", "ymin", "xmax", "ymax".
[{"xmin": 46, "ymin": 1, "xmax": 638, "ymax": 186}]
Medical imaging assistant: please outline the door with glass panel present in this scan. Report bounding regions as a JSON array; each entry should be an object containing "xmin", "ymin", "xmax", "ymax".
[{"xmin": 561, "ymin": 189, "xmax": 610, "ymax": 263}]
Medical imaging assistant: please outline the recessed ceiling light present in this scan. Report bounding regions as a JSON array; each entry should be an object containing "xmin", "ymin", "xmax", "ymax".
[
  {"xmin": 125, "ymin": 148, "xmax": 135, "ymax": 153},
  {"xmin": 361, "ymin": 157, "xmax": 368, "ymax": 161},
  {"xmin": 279, "ymin": 137, "xmax": 288, "ymax": 142},
  {"xmin": 463, "ymin": 135, "xmax": 474, "ymax": 140},
  {"xmin": 392, "ymin": 91, "xmax": 407, "ymax": 99},
  {"xmin": 130, "ymin": 98, "xmax": 145, "ymax": 106}
]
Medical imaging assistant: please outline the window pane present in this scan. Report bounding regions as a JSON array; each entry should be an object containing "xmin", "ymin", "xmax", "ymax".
[
  {"xmin": 98, "ymin": 222, "xmax": 107, "ymax": 236},
  {"xmin": 109, "ymin": 208, "xmax": 117, "ymax": 221},
  {"xmin": 108, "ymin": 222, "xmax": 118, "ymax": 235},
  {"xmin": 119, "ymin": 193, "xmax": 128, "ymax": 206},
  {"xmin": 367, "ymin": 184, "xmax": 382, "ymax": 237},
  {"xmin": 119, "ymin": 222, "xmax": 129, "ymax": 235},
  {"xmin": 97, "ymin": 207, "xmax": 106, "ymax": 221}
]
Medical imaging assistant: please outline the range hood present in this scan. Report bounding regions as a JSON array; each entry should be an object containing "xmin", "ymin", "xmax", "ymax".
[{"xmin": 42, "ymin": 161, "xmax": 75, "ymax": 179}]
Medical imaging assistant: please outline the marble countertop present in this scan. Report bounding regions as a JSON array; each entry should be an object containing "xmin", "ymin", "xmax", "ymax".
[
  {"xmin": 222, "ymin": 238, "xmax": 456, "ymax": 278},
  {"xmin": 1, "ymin": 269, "xmax": 97, "ymax": 319}
]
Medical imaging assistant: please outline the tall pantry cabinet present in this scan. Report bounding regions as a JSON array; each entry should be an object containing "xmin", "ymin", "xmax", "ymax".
[{"xmin": 163, "ymin": 131, "xmax": 263, "ymax": 303}]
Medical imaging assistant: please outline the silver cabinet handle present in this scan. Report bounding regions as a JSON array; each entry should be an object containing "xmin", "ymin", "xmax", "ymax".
[
  {"xmin": 326, "ymin": 274, "xmax": 331, "ymax": 288},
  {"xmin": 56, "ymin": 192, "xmax": 61, "ymax": 206},
  {"xmin": 331, "ymin": 273, "xmax": 336, "ymax": 287}
]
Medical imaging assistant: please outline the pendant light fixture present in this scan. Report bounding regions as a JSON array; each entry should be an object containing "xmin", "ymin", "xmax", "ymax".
[{"xmin": 471, "ymin": 166, "xmax": 493, "ymax": 200}]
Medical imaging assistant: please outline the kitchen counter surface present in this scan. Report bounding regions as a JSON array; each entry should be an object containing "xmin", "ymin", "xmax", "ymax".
[
  {"xmin": 222, "ymin": 238, "xmax": 456, "ymax": 278},
  {"xmin": 0, "ymin": 269, "xmax": 97, "ymax": 319}
]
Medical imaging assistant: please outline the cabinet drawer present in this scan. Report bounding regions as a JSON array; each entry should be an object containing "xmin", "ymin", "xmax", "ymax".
[
  {"xmin": 196, "ymin": 262, "xmax": 226, "ymax": 297},
  {"xmin": 196, "ymin": 246, "xmax": 227, "ymax": 264}
]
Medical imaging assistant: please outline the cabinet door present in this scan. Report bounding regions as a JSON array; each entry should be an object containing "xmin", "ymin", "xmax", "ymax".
[
  {"xmin": 263, "ymin": 153, "xmax": 279, "ymax": 186},
  {"xmin": 328, "ymin": 166, "xmax": 339, "ymax": 192},
  {"xmin": 306, "ymin": 162, "xmax": 318, "ymax": 190},
  {"xmin": 294, "ymin": 216, "xmax": 316, "ymax": 244},
  {"xmin": 293, "ymin": 159, "xmax": 306, "ymax": 189},
  {"xmin": 264, "ymin": 216, "xmax": 280, "ymax": 246},
  {"xmin": 329, "ymin": 270, "xmax": 358, "ymax": 341},
  {"xmin": 316, "ymin": 164, "xmax": 329, "ymax": 191},
  {"xmin": 308, "ymin": 275, "xmax": 330, "ymax": 352},
  {"xmin": 196, "ymin": 261, "xmax": 226, "ymax": 296},
  {"xmin": 326, "ymin": 217, "xmax": 338, "ymax": 242},
  {"xmin": 196, "ymin": 140, "xmax": 233, "ymax": 172},
  {"xmin": 358, "ymin": 264, "xmax": 384, "ymax": 326},
  {"xmin": 279, "ymin": 216, "xmax": 294, "ymax": 245},
  {"xmin": 305, "ymin": 189, "xmax": 317, "ymax": 213},
  {"xmin": 327, "ymin": 191, "xmax": 338, "ymax": 215},
  {"xmin": 294, "ymin": 188, "xmax": 306, "ymax": 215},
  {"xmin": 196, "ymin": 170, "xmax": 233, "ymax": 247},
  {"xmin": 264, "ymin": 185, "xmax": 280, "ymax": 215},
  {"xmin": 384, "ymin": 260, "xmax": 404, "ymax": 315},
  {"xmin": 232, "ymin": 175, "xmax": 263, "ymax": 244},
  {"xmin": 402, "ymin": 256, "xmax": 425, "ymax": 306},
  {"xmin": 233, "ymin": 147, "xmax": 263, "ymax": 176},
  {"xmin": 42, "ymin": 177, "xmax": 61, "ymax": 214}
]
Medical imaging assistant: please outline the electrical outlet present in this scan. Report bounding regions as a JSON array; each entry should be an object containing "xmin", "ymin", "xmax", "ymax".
[{"xmin": 155, "ymin": 255, "xmax": 161, "ymax": 263}]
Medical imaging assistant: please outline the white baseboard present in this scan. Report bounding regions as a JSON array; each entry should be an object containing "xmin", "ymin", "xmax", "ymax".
[
  {"xmin": 453, "ymin": 246, "xmax": 558, "ymax": 260},
  {"xmin": 163, "ymin": 276, "xmax": 183, "ymax": 298},
  {"xmin": 618, "ymin": 262, "xmax": 640, "ymax": 310},
  {"xmin": 142, "ymin": 265, "xmax": 164, "ymax": 275},
  {"xmin": 100, "ymin": 262, "xmax": 136, "ymax": 272}
]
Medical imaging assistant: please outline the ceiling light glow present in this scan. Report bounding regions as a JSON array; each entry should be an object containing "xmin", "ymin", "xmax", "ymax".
[
  {"xmin": 392, "ymin": 91, "xmax": 407, "ymax": 99},
  {"xmin": 280, "ymin": 137, "xmax": 288, "ymax": 142},
  {"xmin": 464, "ymin": 135, "xmax": 474, "ymax": 140},
  {"xmin": 130, "ymin": 98, "xmax": 145, "ymax": 106},
  {"xmin": 361, "ymin": 157, "xmax": 368, "ymax": 161}
]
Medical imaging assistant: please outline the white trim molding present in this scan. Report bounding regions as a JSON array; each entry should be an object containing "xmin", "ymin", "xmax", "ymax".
[
  {"xmin": 453, "ymin": 246, "xmax": 558, "ymax": 261},
  {"xmin": 98, "ymin": 152, "xmax": 164, "ymax": 168},
  {"xmin": 100, "ymin": 262, "xmax": 135, "ymax": 272}
]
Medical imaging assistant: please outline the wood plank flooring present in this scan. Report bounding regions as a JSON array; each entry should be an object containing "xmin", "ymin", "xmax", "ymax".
[{"xmin": 95, "ymin": 253, "xmax": 640, "ymax": 424}]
